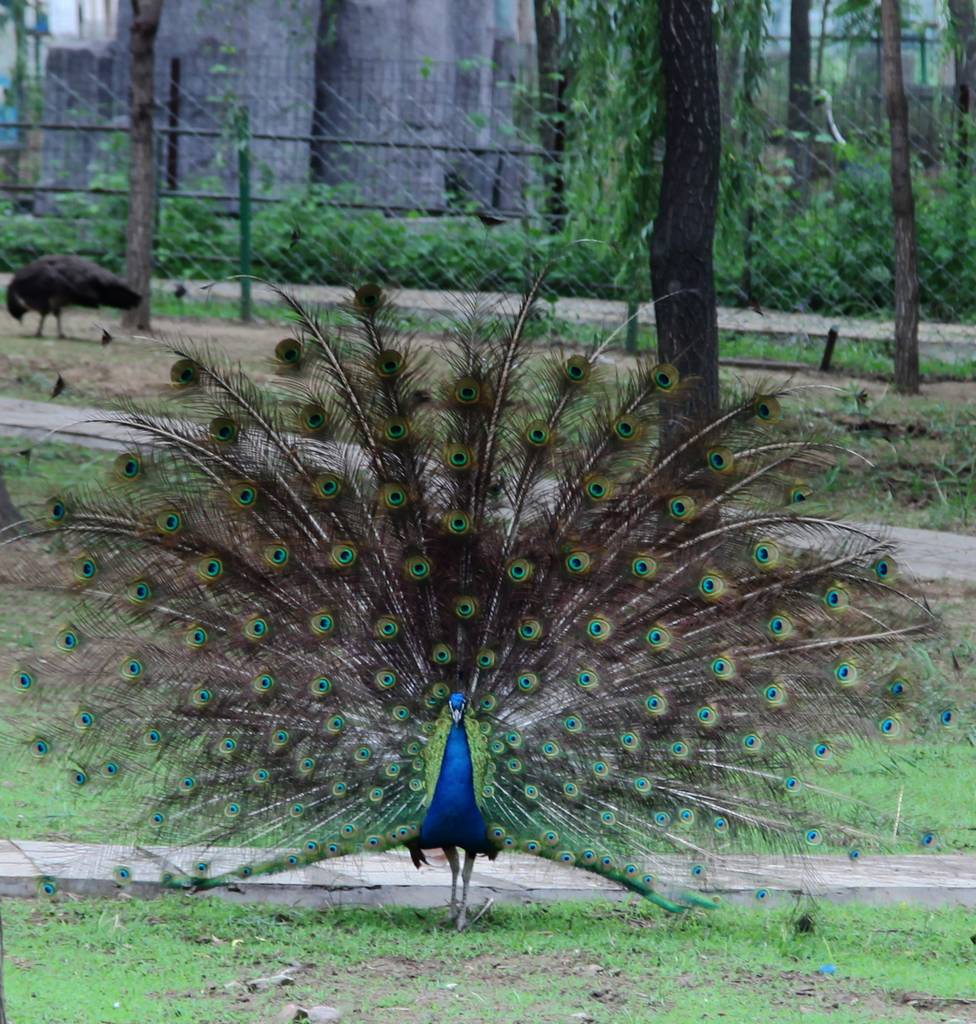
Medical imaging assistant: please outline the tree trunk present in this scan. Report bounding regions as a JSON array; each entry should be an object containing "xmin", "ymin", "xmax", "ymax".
[
  {"xmin": 534, "ymin": 0, "xmax": 570, "ymax": 230},
  {"xmin": 948, "ymin": 0, "xmax": 976, "ymax": 171},
  {"xmin": 310, "ymin": 0, "xmax": 336, "ymax": 183},
  {"xmin": 881, "ymin": 0, "xmax": 920, "ymax": 394},
  {"xmin": 0, "ymin": 471, "xmax": 20, "ymax": 532},
  {"xmin": 649, "ymin": 0, "xmax": 721, "ymax": 427},
  {"xmin": 787, "ymin": 0, "xmax": 812, "ymax": 196},
  {"xmin": 121, "ymin": 0, "xmax": 164, "ymax": 333}
]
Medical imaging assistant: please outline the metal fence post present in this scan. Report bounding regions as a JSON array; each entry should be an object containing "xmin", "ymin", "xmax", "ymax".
[
  {"xmin": 236, "ymin": 104, "xmax": 252, "ymax": 322},
  {"xmin": 625, "ymin": 299, "xmax": 639, "ymax": 354}
]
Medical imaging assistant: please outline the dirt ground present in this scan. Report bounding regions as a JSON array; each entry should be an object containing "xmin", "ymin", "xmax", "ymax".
[{"xmin": 1, "ymin": 305, "xmax": 975, "ymax": 409}]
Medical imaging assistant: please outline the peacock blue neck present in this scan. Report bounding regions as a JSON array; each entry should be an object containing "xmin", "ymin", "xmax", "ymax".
[{"xmin": 419, "ymin": 721, "xmax": 491, "ymax": 854}]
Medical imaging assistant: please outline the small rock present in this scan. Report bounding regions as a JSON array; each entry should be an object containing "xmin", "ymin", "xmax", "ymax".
[
  {"xmin": 307, "ymin": 1008, "xmax": 342, "ymax": 1023},
  {"xmin": 276, "ymin": 1005, "xmax": 309, "ymax": 1023},
  {"xmin": 581, "ymin": 963, "xmax": 604, "ymax": 976},
  {"xmin": 243, "ymin": 970, "xmax": 297, "ymax": 992}
]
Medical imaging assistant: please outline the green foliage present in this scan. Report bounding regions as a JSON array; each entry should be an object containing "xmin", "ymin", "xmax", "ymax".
[{"xmin": 720, "ymin": 146, "xmax": 976, "ymax": 320}]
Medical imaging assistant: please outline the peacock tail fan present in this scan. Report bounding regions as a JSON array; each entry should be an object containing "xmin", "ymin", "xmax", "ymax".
[{"xmin": 0, "ymin": 281, "xmax": 948, "ymax": 908}]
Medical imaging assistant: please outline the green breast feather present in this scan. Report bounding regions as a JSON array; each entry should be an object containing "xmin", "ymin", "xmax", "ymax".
[{"xmin": 423, "ymin": 706, "xmax": 488, "ymax": 808}]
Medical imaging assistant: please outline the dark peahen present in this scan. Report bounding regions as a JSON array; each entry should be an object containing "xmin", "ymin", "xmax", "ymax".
[
  {"xmin": 6, "ymin": 254, "xmax": 140, "ymax": 339},
  {"xmin": 0, "ymin": 282, "xmax": 946, "ymax": 928}
]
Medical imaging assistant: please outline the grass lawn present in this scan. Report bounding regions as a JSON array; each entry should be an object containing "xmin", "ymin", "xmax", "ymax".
[{"xmin": 3, "ymin": 897, "xmax": 975, "ymax": 1023}]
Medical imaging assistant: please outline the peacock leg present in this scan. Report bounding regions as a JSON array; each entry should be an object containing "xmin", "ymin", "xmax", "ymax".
[
  {"xmin": 455, "ymin": 850, "xmax": 476, "ymax": 931},
  {"xmin": 444, "ymin": 845, "xmax": 460, "ymax": 920},
  {"xmin": 34, "ymin": 314, "xmax": 45, "ymax": 338},
  {"xmin": 56, "ymin": 310, "xmax": 65, "ymax": 340}
]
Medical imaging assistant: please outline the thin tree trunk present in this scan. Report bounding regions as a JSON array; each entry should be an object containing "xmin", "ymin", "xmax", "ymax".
[
  {"xmin": 310, "ymin": 0, "xmax": 335, "ymax": 183},
  {"xmin": 948, "ymin": 0, "xmax": 976, "ymax": 171},
  {"xmin": 787, "ymin": 0, "xmax": 812, "ymax": 196},
  {"xmin": 881, "ymin": 0, "xmax": 920, "ymax": 394},
  {"xmin": 534, "ymin": 0, "xmax": 569, "ymax": 230},
  {"xmin": 815, "ymin": 0, "xmax": 831, "ymax": 87},
  {"xmin": 650, "ymin": 0, "xmax": 721, "ymax": 427},
  {"xmin": 121, "ymin": 0, "xmax": 164, "ymax": 332}
]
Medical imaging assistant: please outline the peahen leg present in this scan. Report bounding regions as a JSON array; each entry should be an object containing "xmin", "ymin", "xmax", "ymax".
[
  {"xmin": 444, "ymin": 846, "xmax": 460, "ymax": 919},
  {"xmin": 455, "ymin": 850, "xmax": 476, "ymax": 932}
]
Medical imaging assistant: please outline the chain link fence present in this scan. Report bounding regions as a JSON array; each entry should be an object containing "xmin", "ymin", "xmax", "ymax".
[{"xmin": 0, "ymin": 39, "xmax": 973, "ymax": 349}]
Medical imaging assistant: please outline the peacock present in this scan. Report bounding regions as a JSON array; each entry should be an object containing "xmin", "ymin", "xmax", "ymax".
[{"xmin": 0, "ymin": 281, "xmax": 946, "ymax": 929}]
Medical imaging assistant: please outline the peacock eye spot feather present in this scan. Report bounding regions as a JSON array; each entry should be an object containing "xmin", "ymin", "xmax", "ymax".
[
  {"xmin": 506, "ymin": 557, "xmax": 534, "ymax": 584},
  {"xmin": 742, "ymin": 733, "xmax": 763, "ymax": 752},
  {"xmin": 823, "ymin": 585, "xmax": 850, "ymax": 611},
  {"xmin": 576, "ymin": 669, "xmax": 599, "ymax": 689},
  {"xmin": 872, "ymin": 556, "xmax": 897, "ymax": 581},
  {"xmin": 375, "ymin": 349, "xmax": 404, "ymax": 378},
  {"xmin": 517, "ymin": 672, "xmax": 539, "ymax": 693},
  {"xmin": 186, "ymin": 626, "xmax": 208, "ymax": 649},
  {"xmin": 47, "ymin": 498, "xmax": 67, "ymax": 522},
  {"xmin": 354, "ymin": 283, "xmax": 382, "ymax": 311},
  {"xmin": 879, "ymin": 716, "xmax": 902, "ymax": 737},
  {"xmin": 314, "ymin": 474, "xmax": 343, "ymax": 500},
  {"xmin": 585, "ymin": 616, "xmax": 612, "ymax": 641},
  {"xmin": 310, "ymin": 610, "xmax": 336, "ymax": 637},
  {"xmin": 208, "ymin": 418, "xmax": 238, "ymax": 444},
  {"xmin": 253, "ymin": 673, "xmax": 275, "ymax": 694},
  {"xmin": 804, "ymin": 829, "xmax": 823, "ymax": 846},
  {"xmin": 404, "ymin": 555, "xmax": 432, "ymax": 580},
  {"xmin": 645, "ymin": 624, "xmax": 671, "ymax": 650},
  {"xmin": 443, "ymin": 443, "xmax": 473, "ymax": 469},
  {"xmin": 298, "ymin": 404, "xmax": 328, "ymax": 433},
  {"xmin": 453, "ymin": 595, "xmax": 479, "ymax": 620},
  {"xmin": 144, "ymin": 729, "xmax": 161, "ymax": 746},
  {"xmin": 813, "ymin": 742, "xmax": 832, "ymax": 761},
  {"xmin": 274, "ymin": 338, "xmax": 303, "ymax": 365},
  {"xmin": 654, "ymin": 811, "xmax": 671, "ymax": 827},
  {"xmin": 375, "ymin": 616, "xmax": 400, "ymax": 640},
  {"xmin": 653, "ymin": 363, "xmax": 679, "ymax": 391},
  {"xmin": 327, "ymin": 715, "xmax": 346, "ymax": 733},
  {"xmin": 392, "ymin": 705, "xmax": 410, "ymax": 721},
  {"xmin": 480, "ymin": 694, "xmax": 497, "ymax": 711},
  {"xmin": 192, "ymin": 687, "xmax": 213, "ymax": 706},
  {"xmin": 381, "ymin": 484, "xmax": 408, "ymax": 510},
  {"xmin": 542, "ymin": 741, "xmax": 559, "ymax": 757},
  {"xmin": 633, "ymin": 776, "xmax": 651, "ymax": 793},
  {"xmin": 310, "ymin": 676, "xmax": 333, "ymax": 697},
  {"xmin": 444, "ymin": 510, "xmax": 472, "ymax": 535},
  {"xmin": 645, "ymin": 693, "xmax": 668, "ymax": 715},
  {"xmin": 14, "ymin": 670, "xmax": 34, "ymax": 691},
  {"xmin": 30, "ymin": 737, "xmax": 50, "ymax": 758},
  {"xmin": 170, "ymin": 358, "xmax": 200, "ymax": 387},
  {"xmin": 754, "ymin": 395, "xmax": 781, "ymax": 421},
  {"xmin": 833, "ymin": 660, "xmax": 858, "ymax": 686},
  {"xmin": 565, "ymin": 550, "xmax": 592, "ymax": 575},
  {"xmin": 75, "ymin": 710, "xmax": 95, "ymax": 729},
  {"xmin": 564, "ymin": 356, "xmax": 589, "ymax": 383},
  {"xmin": 453, "ymin": 378, "xmax": 481, "ymax": 404},
  {"xmin": 696, "ymin": 705, "xmax": 718, "ymax": 726},
  {"xmin": 613, "ymin": 415, "xmax": 638, "ymax": 441},
  {"xmin": 789, "ymin": 484, "xmax": 812, "ymax": 505},
  {"xmin": 584, "ymin": 475, "xmax": 612, "ymax": 501},
  {"xmin": 939, "ymin": 708, "xmax": 955, "ymax": 727},
  {"xmin": 631, "ymin": 554, "xmax": 657, "ymax": 579},
  {"xmin": 711, "ymin": 655, "xmax": 735, "ymax": 679},
  {"xmin": 752, "ymin": 540, "xmax": 781, "ymax": 568},
  {"xmin": 271, "ymin": 729, "xmax": 290, "ymax": 747},
  {"xmin": 476, "ymin": 649, "xmax": 496, "ymax": 669},
  {"xmin": 244, "ymin": 615, "xmax": 270, "ymax": 641},
  {"xmin": 431, "ymin": 643, "xmax": 453, "ymax": 664},
  {"xmin": 921, "ymin": 831, "xmax": 937, "ymax": 847},
  {"xmin": 525, "ymin": 420, "xmax": 552, "ymax": 447},
  {"xmin": 563, "ymin": 715, "xmax": 583, "ymax": 733},
  {"xmin": 156, "ymin": 510, "xmax": 183, "ymax": 535},
  {"xmin": 563, "ymin": 782, "xmax": 579, "ymax": 797},
  {"xmin": 784, "ymin": 776, "xmax": 801, "ymax": 791},
  {"xmin": 231, "ymin": 483, "xmax": 259, "ymax": 509},
  {"xmin": 198, "ymin": 557, "xmax": 224, "ymax": 581},
  {"xmin": 56, "ymin": 628, "xmax": 79, "ymax": 652},
  {"xmin": 103, "ymin": 761, "xmax": 120, "ymax": 777},
  {"xmin": 668, "ymin": 495, "xmax": 696, "ymax": 521},
  {"xmin": 706, "ymin": 446, "xmax": 734, "ymax": 472},
  {"xmin": 763, "ymin": 683, "xmax": 787, "ymax": 706},
  {"xmin": 115, "ymin": 453, "xmax": 143, "ymax": 479},
  {"xmin": 331, "ymin": 543, "xmax": 359, "ymax": 569},
  {"xmin": 517, "ymin": 618, "xmax": 543, "ymax": 641},
  {"xmin": 72, "ymin": 770, "xmax": 87, "ymax": 787},
  {"xmin": 127, "ymin": 580, "xmax": 152, "ymax": 604}
]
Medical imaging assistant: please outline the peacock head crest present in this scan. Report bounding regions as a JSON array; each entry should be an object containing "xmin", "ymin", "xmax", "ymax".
[{"xmin": 449, "ymin": 692, "xmax": 467, "ymax": 723}]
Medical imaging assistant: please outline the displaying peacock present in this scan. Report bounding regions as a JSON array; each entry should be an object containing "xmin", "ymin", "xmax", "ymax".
[{"xmin": 0, "ymin": 281, "xmax": 945, "ymax": 929}]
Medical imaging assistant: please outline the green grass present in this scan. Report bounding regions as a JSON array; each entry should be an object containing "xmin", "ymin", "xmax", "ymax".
[{"xmin": 3, "ymin": 897, "xmax": 974, "ymax": 1023}]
